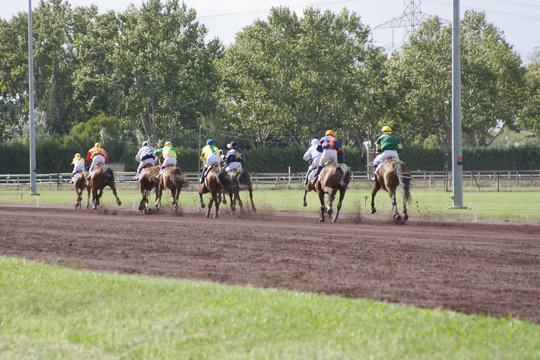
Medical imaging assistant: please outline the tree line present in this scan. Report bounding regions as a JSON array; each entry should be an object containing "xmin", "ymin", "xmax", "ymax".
[{"xmin": 1, "ymin": 0, "xmax": 539, "ymax": 153}]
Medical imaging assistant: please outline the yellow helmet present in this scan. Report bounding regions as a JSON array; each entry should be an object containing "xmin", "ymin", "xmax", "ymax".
[
  {"xmin": 381, "ymin": 126, "xmax": 392, "ymax": 134},
  {"xmin": 164, "ymin": 141, "xmax": 172, "ymax": 147},
  {"xmin": 94, "ymin": 142, "xmax": 101, "ymax": 148},
  {"xmin": 74, "ymin": 153, "xmax": 81, "ymax": 159},
  {"xmin": 325, "ymin": 130, "xmax": 334, "ymax": 136}
]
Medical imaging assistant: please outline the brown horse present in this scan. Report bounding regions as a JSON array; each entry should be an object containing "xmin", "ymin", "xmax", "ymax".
[
  {"xmin": 73, "ymin": 172, "xmax": 89, "ymax": 209},
  {"xmin": 229, "ymin": 168, "xmax": 256, "ymax": 213},
  {"xmin": 156, "ymin": 166, "xmax": 186, "ymax": 213},
  {"xmin": 371, "ymin": 158, "xmax": 411, "ymax": 224},
  {"xmin": 137, "ymin": 165, "xmax": 160, "ymax": 214},
  {"xmin": 88, "ymin": 165, "xmax": 122, "ymax": 210},
  {"xmin": 199, "ymin": 166, "xmax": 234, "ymax": 218},
  {"xmin": 302, "ymin": 167, "xmax": 318, "ymax": 207},
  {"xmin": 315, "ymin": 163, "xmax": 352, "ymax": 223}
]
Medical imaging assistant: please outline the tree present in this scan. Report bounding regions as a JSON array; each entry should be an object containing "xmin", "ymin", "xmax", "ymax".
[
  {"xmin": 217, "ymin": 7, "xmax": 385, "ymax": 147},
  {"xmin": 521, "ymin": 52, "xmax": 540, "ymax": 134},
  {"xmin": 112, "ymin": 0, "xmax": 223, "ymax": 144},
  {"xmin": 386, "ymin": 11, "xmax": 524, "ymax": 148}
]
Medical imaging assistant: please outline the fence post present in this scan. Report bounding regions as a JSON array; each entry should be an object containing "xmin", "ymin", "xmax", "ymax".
[{"xmin": 497, "ymin": 169, "xmax": 500, "ymax": 192}]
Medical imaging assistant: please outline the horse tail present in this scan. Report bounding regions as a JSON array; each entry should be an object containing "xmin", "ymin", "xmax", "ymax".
[
  {"xmin": 237, "ymin": 169, "xmax": 250, "ymax": 187},
  {"xmin": 216, "ymin": 171, "xmax": 233, "ymax": 195},
  {"xmin": 394, "ymin": 162, "xmax": 411, "ymax": 203},
  {"xmin": 338, "ymin": 163, "xmax": 351, "ymax": 187},
  {"xmin": 103, "ymin": 167, "xmax": 115, "ymax": 183}
]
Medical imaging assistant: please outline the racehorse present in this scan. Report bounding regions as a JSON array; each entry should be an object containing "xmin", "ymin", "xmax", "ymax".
[
  {"xmin": 88, "ymin": 165, "xmax": 122, "ymax": 210},
  {"xmin": 199, "ymin": 166, "xmax": 234, "ymax": 218},
  {"xmin": 156, "ymin": 166, "xmax": 186, "ymax": 213},
  {"xmin": 229, "ymin": 168, "xmax": 256, "ymax": 213},
  {"xmin": 137, "ymin": 165, "xmax": 160, "ymax": 214},
  {"xmin": 302, "ymin": 166, "xmax": 318, "ymax": 207},
  {"xmin": 371, "ymin": 158, "xmax": 411, "ymax": 224},
  {"xmin": 315, "ymin": 163, "xmax": 352, "ymax": 223},
  {"xmin": 73, "ymin": 172, "xmax": 89, "ymax": 209}
]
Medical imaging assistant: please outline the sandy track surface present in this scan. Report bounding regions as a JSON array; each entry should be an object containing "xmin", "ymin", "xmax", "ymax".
[{"xmin": 1, "ymin": 204, "xmax": 539, "ymax": 323}]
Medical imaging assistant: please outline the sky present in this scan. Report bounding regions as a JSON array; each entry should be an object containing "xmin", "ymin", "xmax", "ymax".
[{"xmin": 2, "ymin": 0, "xmax": 539, "ymax": 63}]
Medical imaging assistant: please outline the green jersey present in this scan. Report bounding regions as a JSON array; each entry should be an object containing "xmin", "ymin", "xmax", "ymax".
[{"xmin": 376, "ymin": 134, "xmax": 400, "ymax": 152}]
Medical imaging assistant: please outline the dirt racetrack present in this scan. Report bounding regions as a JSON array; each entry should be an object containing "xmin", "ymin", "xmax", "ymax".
[{"xmin": 1, "ymin": 204, "xmax": 539, "ymax": 324}]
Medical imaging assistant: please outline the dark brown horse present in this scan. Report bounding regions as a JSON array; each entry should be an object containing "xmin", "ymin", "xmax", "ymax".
[
  {"xmin": 229, "ymin": 168, "xmax": 256, "ymax": 213},
  {"xmin": 137, "ymin": 165, "xmax": 160, "ymax": 214},
  {"xmin": 156, "ymin": 166, "xmax": 186, "ymax": 213},
  {"xmin": 88, "ymin": 165, "xmax": 122, "ymax": 210},
  {"xmin": 73, "ymin": 172, "xmax": 89, "ymax": 209},
  {"xmin": 199, "ymin": 166, "xmax": 233, "ymax": 218},
  {"xmin": 371, "ymin": 158, "xmax": 411, "ymax": 224},
  {"xmin": 315, "ymin": 163, "xmax": 352, "ymax": 223}
]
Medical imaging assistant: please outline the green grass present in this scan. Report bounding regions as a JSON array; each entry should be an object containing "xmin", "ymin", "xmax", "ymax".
[
  {"xmin": 2, "ymin": 187, "xmax": 540, "ymax": 221},
  {"xmin": 1, "ymin": 257, "xmax": 538, "ymax": 359}
]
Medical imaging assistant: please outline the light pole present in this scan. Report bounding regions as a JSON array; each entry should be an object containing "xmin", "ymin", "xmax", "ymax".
[
  {"xmin": 451, "ymin": 0, "xmax": 465, "ymax": 208},
  {"xmin": 28, "ymin": 0, "xmax": 38, "ymax": 195}
]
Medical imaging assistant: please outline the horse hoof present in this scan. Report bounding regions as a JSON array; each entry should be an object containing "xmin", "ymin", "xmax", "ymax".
[
  {"xmin": 319, "ymin": 218, "xmax": 325, "ymax": 223},
  {"xmin": 303, "ymin": 202, "xmax": 307, "ymax": 207},
  {"xmin": 371, "ymin": 209, "xmax": 376, "ymax": 214},
  {"xmin": 404, "ymin": 214, "xmax": 409, "ymax": 222},
  {"xmin": 117, "ymin": 201, "xmax": 122, "ymax": 206},
  {"xmin": 252, "ymin": 207, "xmax": 257, "ymax": 213},
  {"xmin": 200, "ymin": 203, "xmax": 206, "ymax": 209},
  {"xmin": 394, "ymin": 215, "xmax": 402, "ymax": 224}
]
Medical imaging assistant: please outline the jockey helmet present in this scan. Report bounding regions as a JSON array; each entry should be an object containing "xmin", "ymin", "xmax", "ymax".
[
  {"xmin": 74, "ymin": 153, "xmax": 81, "ymax": 159},
  {"xmin": 381, "ymin": 126, "xmax": 392, "ymax": 134},
  {"xmin": 94, "ymin": 142, "xmax": 101, "ymax": 148},
  {"xmin": 311, "ymin": 138, "xmax": 319, "ymax": 146},
  {"xmin": 206, "ymin": 139, "xmax": 214, "ymax": 145},
  {"xmin": 230, "ymin": 141, "xmax": 237, "ymax": 148},
  {"xmin": 142, "ymin": 141, "xmax": 149, "ymax": 147},
  {"xmin": 325, "ymin": 130, "xmax": 334, "ymax": 136},
  {"xmin": 164, "ymin": 141, "xmax": 172, "ymax": 147}
]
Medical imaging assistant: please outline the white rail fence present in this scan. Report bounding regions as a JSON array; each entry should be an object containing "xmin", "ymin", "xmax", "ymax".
[{"xmin": 1, "ymin": 170, "xmax": 539, "ymax": 191}]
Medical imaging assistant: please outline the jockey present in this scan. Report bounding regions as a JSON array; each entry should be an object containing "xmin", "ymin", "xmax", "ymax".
[
  {"xmin": 70, "ymin": 153, "xmax": 85, "ymax": 183},
  {"xmin": 311, "ymin": 130, "xmax": 343, "ymax": 184},
  {"xmin": 86, "ymin": 142, "xmax": 109, "ymax": 179},
  {"xmin": 200, "ymin": 139, "xmax": 222, "ymax": 183},
  {"xmin": 371, "ymin": 125, "xmax": 402, "ymax": 181},
  {"xmin": 303, "ymin": 138, "xmax": 322, "ymax": 185},
  {"xmin": 155, "ymin": 141, "xmax": 179, "ymax": 179},
  {"xmin": 134, "ymin": 140, "xmax": 157, "ymax": 180},
  {"xmin": 224, "ymin": 141, "xmax": 245, "ymax": 174}
]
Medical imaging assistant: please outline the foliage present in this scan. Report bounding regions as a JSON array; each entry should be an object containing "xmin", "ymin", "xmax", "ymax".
[
  {"xmin": 217, "ymin": 7, "xmax": 385, "ymax": 147},
  {"xmin": 386, "ymin": 11, "xmax": 525, "ymax": 148}
]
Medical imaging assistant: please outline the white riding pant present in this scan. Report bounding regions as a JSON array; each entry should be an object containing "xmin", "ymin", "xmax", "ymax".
[
  {"xmin": 373, "ymin": 150, "xmax": 399, "ymax": 172},
  {"xmin": 137, "ymin": 158, "xmax": 155, "ymax": 174},
  {"xmin": 72, "ymin": 163, "xmax": 85, "ymax": 176},
  {"xmin": 161, "ymin": 157, "xmax": 177, "ymax": 169},
  {"xmin": 89, "ymin": 154, "xmax": 105, "ymax": 172},
  {"xmin": 225, "ymin": 162, "xmax": 242, "ymax": 174},
  {"xmin": 318, "ymin": 149, "xmax": 337, "ymax": 167},
  {"xmin": 204, "ymin": 154, "xmax": 221, "ymax": 169}
]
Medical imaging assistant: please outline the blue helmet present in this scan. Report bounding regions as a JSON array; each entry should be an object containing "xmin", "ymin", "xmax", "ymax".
[
  {"xmin": 206, "ymin": 139, "xmax": 214, "ymax": 145},
  {"xmin": 230, "ymin": 141, "xmax": 237, "ymax": 148}
]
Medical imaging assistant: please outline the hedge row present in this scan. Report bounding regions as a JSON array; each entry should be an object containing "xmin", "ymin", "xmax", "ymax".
[{"xmin": 1, "ymin": 139, "xmax": 539, "ymax": 174}]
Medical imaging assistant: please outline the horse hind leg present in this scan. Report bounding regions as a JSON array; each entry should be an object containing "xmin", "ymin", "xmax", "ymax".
[
  {"xmin": 402, "ymin": 195, "xmax": 409, "ymax": 222},
  {"xmin": 111, "ymin": 185, "xmax": 122, "ymax": 206},
  {"xmin": 248, "ymin": 188, "xmax": 256, "ymax": 212},
  {"xmin": 371, "ymin": 181, "xmax": 381, "ymax": 214},
  {"xmin": 390, "ymin": 192, "xmax": 402, "ymax": 224},
  {"xmin": 332, "ymin": 188, "xmax": 346, "ymax": 224}
]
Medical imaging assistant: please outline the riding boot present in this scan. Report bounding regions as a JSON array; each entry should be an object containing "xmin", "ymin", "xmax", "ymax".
[{"xmin": 311, "ymin": 166, "xmax": 322, "ymax": 184}]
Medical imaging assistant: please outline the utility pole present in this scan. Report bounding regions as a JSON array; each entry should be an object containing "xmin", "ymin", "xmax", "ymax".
[
  {"xmin": 451, "ymin": 0, "xmax": 465, "ymax": 208},
  {"xmin": 28, "ymin": 0, "xmax": 38, "ymax": 195}
]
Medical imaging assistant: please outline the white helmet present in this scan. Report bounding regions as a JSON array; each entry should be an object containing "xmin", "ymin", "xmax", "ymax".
[{"xmin": 311, "ymin": 138, "xmax": 319, "ymax": 146}]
